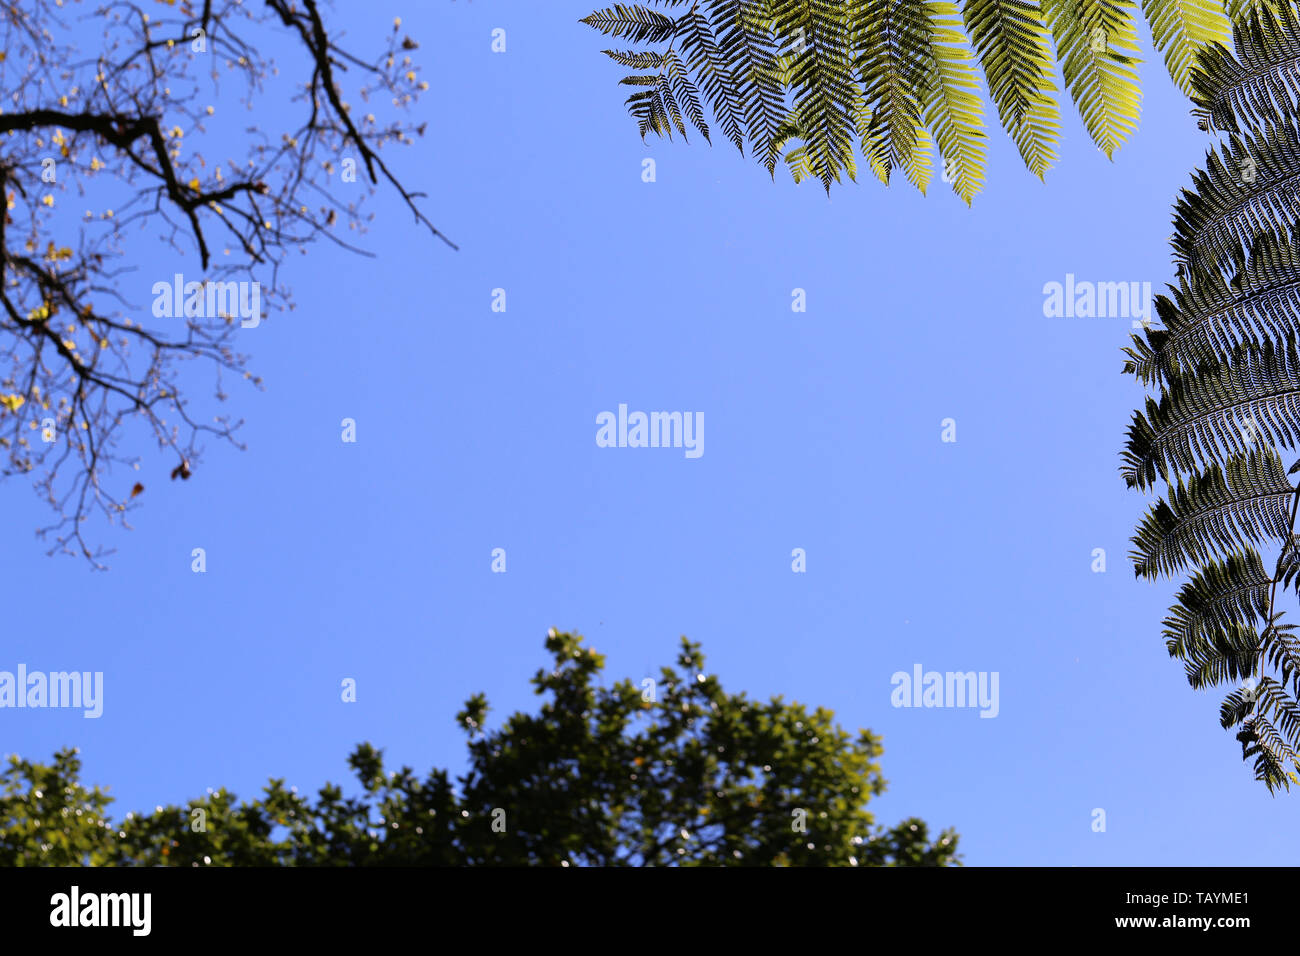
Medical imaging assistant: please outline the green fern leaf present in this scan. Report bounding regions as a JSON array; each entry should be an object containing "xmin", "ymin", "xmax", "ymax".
[
  {"xmin": 1040, "ymin": 0, "xmax": 1143, "ymax": 157},
  {"xmin": 962, "ymin": 0, "xmax": 1061, "ymax": 178},
  {"xmin": 765, "ymin": 0, "xmax": 859, "ymax": 192},
  {"xmin": 1143, "ymin": 0, "xmax": 1231, "ymax": 94}
]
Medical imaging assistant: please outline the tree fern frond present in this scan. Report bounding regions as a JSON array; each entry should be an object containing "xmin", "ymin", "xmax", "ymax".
[
  {"xmin": 1235, "ymin": 676, "xmax": 1300, "ymax": 785},
  {"xmin": 1172, "ymin": 119, "xmax": 1300, "ymax": 274},
  {"xmin": 1222, "ymin": 682, "xmax": 1259, "ymax": 727},
  {"xmin": 658, "ymin": 72, "xmax": 691, "ymax": 139},
  {"xmin": 1125, "ymin": 0, "xmax": 1300, "ymax": 791},
  {"xmin": 582, "ymin": 4, "xmax": 681, "ymax": 42},
  {"xmin": 1164, "ymin": 549, "xmax": 1271, "ymax": 662},
  {"xmin": 769, "ymin": 0, "xmax": 859, "ymax": 191},
  {"xmin": 583, "ymin": 0, "xmax": 1267, "ymax": 193},
  {"xmin": 1234, "ymin": 710, "xmax": 1295, "ymax": 790},
  {"xmin": 1123, "ymin": 232, "xmax": 1300, "ymax": 388},
  {"xmin": 1143, "ymin": 0, "xmax": 1231, "ymax": 94},
  {"xmin": 1121, "ymin": 318, "xmax": 1177, "ymax": 387},
  {"xmin": 1121, "ymin": 336, "xmax": 1300, "ymax": 490},
  {"xmin": 625, "ymin": 84, "xmax": 675, "ymax": 140},
  {"xmin": 1180, "ymin": 618, "xmax": 1261, "ymax": 688},
  {"xmin": 901, "ymin": 123, "xmax": 935, "ymax": 191},
  {"xmin": 1192, "ymin": 0, "xmax": 1300, "ymax": 132},
  {"xmin": 962, "ymin": 0, "xmax": 1062, "ymax": 178},
  {"xmin": 849, "ymin": 91, "xmax": 894, "ymax": 183},
  {"xmin": 913, "ymin": 1, "xmax": 988, "ymax": 202},
  {"xmin": 1256, "ymin": 674, "xmax": 1300, "ymax": 738},
  {"xmin": 1129, "ymin": 447, "xmax": 1295, "ymax": 579},
  {"xmin": 665, "ymin": 49, "xmax": 713, "ymax": 140},
  {"xmin": 678, "ymin": 7, "xmax": 745, "ymax": 149},
  {"xmin": 1040, "ymin": 0, "xmax": 1144, "ymax": 156},
  {"xmin": 1261, "ymin": 607, "xmax": 1300, "ymax": 693},
  {"xmin": 712, "ymin": 0, "xmax": 789, "ymax": 174},
  {"xmin": 784, "ymin": 142, "xmax": 818, "ymax": 181},
  {"xmin": 1221, "ymin": 0, "xmax": 1276, "ymax": 23},
  {"xmin": 603, "ymin": 49, "xmax": 670, "ymax": 68},
  {"xmin": 853, "ymin": 0, "xmax": 932, "ymax": 192}
]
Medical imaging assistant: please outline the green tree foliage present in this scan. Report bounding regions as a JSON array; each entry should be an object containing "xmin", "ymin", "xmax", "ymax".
[
  {"xmin": 0, "ymin": 631, "xmax": 959, "ymax": 866},
  {"xmin": 582, "ymin": 0, "xmax": 1243, "ymax": 200},
  {"xmin": 1122, "ymin": 1, "xmax": 1300, "ymax": 791}
]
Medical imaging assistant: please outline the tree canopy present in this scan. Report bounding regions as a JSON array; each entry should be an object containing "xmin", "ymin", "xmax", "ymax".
[{"xmin": 0, "ymin": 631, "xmax": 959, "ymax": 866}]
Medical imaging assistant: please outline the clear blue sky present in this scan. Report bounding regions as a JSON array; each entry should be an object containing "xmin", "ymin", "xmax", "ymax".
[{"xmin": 3, "ymin": 1, "xmax": 1293, "ymax": 865}]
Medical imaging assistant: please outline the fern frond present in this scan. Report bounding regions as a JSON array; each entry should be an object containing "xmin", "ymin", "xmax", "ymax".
[
  {"xmin": 665, "ymin": 48, "xmax": 712, "ymax": 140},
  {"xmin": 1039, "ymin": 0, "xmax": 1143, "ymax": 156},
  {"xmin": 1261, "ymin": 607, "xmax": 1300, "ymax": 694},
  {"xmin": 582, "ymin": 4, "xmax": 681, "ymax": 42},
  {"xmin": 1122, "ymin": 232, "xmax": 1300, "ymax": 387},
  {"xmin": 1257, "ymin": 674, "xmax": 1300, "ymax": 737},
  {"xmin": 711, "ymin": 0, "xmax": 789, "ymax": 174},
  {"xmin": 1164, "ymin": 549, "xmax": 1271, "ymax": 662},
  {"xmin": 1121, "ymin": 318, "xmax": 1177, "ymax": 387},
  {"xmin": 1121, "ymin": 337, "xmax": 1300, "ymax": 490},
  {"xmin": 678, "ymin": 7, "xmax": 745, "ymax": 149},
  {"xmin": 1125, "ymin": 0, "xmax": 1300, "ymax": 792},
  {"xmin": 1222, "ymin": 681, "xmax": 1260, "ymax": 727},
  {"xmin": 914, "ymin": 1, "xmax": 988, "ymax": 202},
  {"xmin": 1143, "ymin": 0, "xmax": 1231, "ymax": 94},
  {"xmin": 768, "ymin": 0, "xmax": 859, "ymax": 192},
  {"xmin": 962, "ymin": 0, "xmax": 1061, "ymax": 178},
  {"xmin": 901, "ymin": 124, "xmax": 935, "ymax": 191},
  {"xmin": 1192, "ymin": 0, "xmax": 1300, "ymax": 132},
  {"xmin": 1181, "ymin": 617, "xmax": 1261, "ymax": 688},
  {"xmin": 1236, "ymin": 713, "xmax": 1295, "ymax": 790},
  {"xmin": 1172, "ymin": 120, "xmax": 1300, "ymax": 274},
  {"xmin": 784, "ymin": 142, "xmax": 818, "ymax": 181},
  {"xmin": 625, "ymin": 82, "xmax": 675, "ymax": 140},
  {"xmin": 1237, "ymin": 676, "xmax": 1300, "ymax": 788},
  {"xmin": 603, "ymin": 49, "xmax": 669, "ymax": 68},
  {"xmin": 583, "ymin": 0, "xmax": 1266, "ymax": 193},
  {"xmin": 853, "ymin": 0, "xmax": 932, "ymax": 192},
  {"xmin": 1129, "ymin": 447, "xmax": 1295, "ymax": 579}
]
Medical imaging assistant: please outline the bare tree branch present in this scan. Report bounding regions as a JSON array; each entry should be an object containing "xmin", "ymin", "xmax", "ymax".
[{"xmin": 0, "ymin": 0, "xmax": 450, "ymax": 566}]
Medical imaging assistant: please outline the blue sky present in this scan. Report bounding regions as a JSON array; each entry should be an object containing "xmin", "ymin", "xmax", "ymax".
[{"xmin": 3, "ymin": 1, "xmax": 1293, "ymax": 865}]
